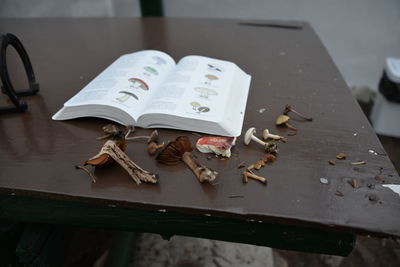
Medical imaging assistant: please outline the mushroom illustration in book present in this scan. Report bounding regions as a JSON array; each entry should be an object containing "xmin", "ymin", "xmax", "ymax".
[
  {"xmin": 204, "ymin": 74, "xmax": 219, "ymax": 86},
  {"xmin": 207, "ymin": 63, "xmax": 224, "ymax": 73},
  {"xmin": 189, "ymin": 102, "xmax": 210, "ymax": 114},
  {"xmin": 152, "ymin": 56, "xmax": 167, "ymax": 66},
  {"xmin": 197, "ymin": 106, "xmax": 210, "ymax": 114},
  {"xmin": 194, "ymin": 87, "xmax": 218, "ymax": 99},
  {"xmin": 128, "ymin": 78, "xmax": 149, "ymax": 91},
  {"xmin": 116, "ymin": 91, "xmax": 139, "ymax": 102},
  {"xmin": 190, "ymin": 101, "xmax": 201, "ymax": 110},
  {"xmin": 143, "ymin": 66, "xmax": 159, "ymax": 77}
]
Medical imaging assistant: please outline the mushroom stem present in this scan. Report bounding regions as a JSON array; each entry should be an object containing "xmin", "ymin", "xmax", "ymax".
[
  {"xmin": 284, "ymin": 105, "xmax": 313, "ymax": 121},
  {"xmin": 182, "ymin": 152, "xmax": 218, "ymax": 183},
  {"xmin": 251, "ymin": 135, "xmax": 267, "ymax": 146},
  {"xmin": 285, "ymin": 122, "xmax": 298, "ymax": 131},
  {"xmin": 242, "ymin": 172, "xmax": 267, "ymax": 184},
  {"xmin": 125, "ymin": 135, "xmax": 151, "ymax": 141},
  {"xmin": 262, "ymin": 129, "xmax": 288, "ymax": 142}
]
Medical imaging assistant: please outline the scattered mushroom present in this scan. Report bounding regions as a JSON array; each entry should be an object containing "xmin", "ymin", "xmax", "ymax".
[
  {"xmin": 351, "ymin": 161, "xmax": 366, "ymax": 166},
  {"xmin": 335, "ymin": 190, "xmax": 344, "ymax": 197},
  {"xmin": 283, "ymin": 104, "xmax": 313, "ymax": 121},
  {"xmin": 328, "ymin": 160, "xmax": 336, "ymax": 165},
  {"xmin": 82, "ymin": 132, "xmax": 158, "ymax": 184},
  {"xmin": 156, "ymin": 136, "xmax": 218, "ymax": 183},
  {"xmin": 125, "ymin": 129, "xmax": 164, "ymax": 156},
  {"xmin": 348, "ymin": 179, "xmax": 357, "ymax": 188},
  {"xmin": 275, "ymin": 115, "xmax": 298, "ymax": 135},
  {"xmin": 242, "ymin": 171, "xmax": 267, "ymax": 184},
  {"xmin": 262, "ymin": 129, "xmax": 287, "ymax": 142},
  {"xmin": 336, "ymin": 153, "xmax": 346, "ymax": 160},
  {"xmin": 244, "ymin": 127, "xmax": 276, "ymax": 152},
  {"xmin": 96, "ymin": 124, "xmax": 123, "ymax": 140},
  {"xmin": 196, "ymin": 136, "xmax": 236, "ymax": 157}
]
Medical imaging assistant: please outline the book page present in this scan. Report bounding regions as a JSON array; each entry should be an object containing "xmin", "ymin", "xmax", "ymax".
[
  {"xmin": 140, "ymin": 55, "xmax": 239, "ymax": 123},
  {"xmin": 63, "ymin": 50, "xmax": 176, "ymax": 121}
]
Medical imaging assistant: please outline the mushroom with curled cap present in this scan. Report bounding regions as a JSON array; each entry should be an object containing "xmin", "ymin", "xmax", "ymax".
[
  {"xmin": 156, "ymin": 136, "xmax": 218, "ymax": 183},
  {"xmin": 275, "ymin": 114, "xmax": 298, "ymax": 135}
]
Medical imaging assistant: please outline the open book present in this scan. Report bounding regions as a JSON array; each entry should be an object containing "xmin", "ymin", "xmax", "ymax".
[{"xmin": 52, "ymin": 50, "xmax": 251, "ymax": 136}]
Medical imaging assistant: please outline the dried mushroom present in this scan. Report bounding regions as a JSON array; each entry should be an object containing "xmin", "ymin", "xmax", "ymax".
[
  {"xmin": 283, "ymin": 104, "xmax": 313, "ymax": 121},
  {"xmin": 276, "ymin": 115, "xmax": 298, "ymax": 135},
  {"xmin": 125, "ymin": 129, "xmax": 164, "ymax": 156},
  {"xmin": 79, "ymin": 129, "xmax": 158, "ymax": 185},
  {"xmin": 156, "ymin": 136, "xmax": 218, "ymax": 183}
]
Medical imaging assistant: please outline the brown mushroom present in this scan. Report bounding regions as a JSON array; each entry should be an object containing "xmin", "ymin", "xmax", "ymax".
[
  {"xmin": 276, "ymin": 114, "xmax": 298, "ymax": 135},
  {"xmin": 284, "ymin": 104, "xmax": 313, "ymax": 121},
  {"xmin": 156, "ymin": 136, "xmax": 218, "ymax": 183},
  {"xmin": 125, "ymin": 129, "xmax": 164, "ymax": 156}
]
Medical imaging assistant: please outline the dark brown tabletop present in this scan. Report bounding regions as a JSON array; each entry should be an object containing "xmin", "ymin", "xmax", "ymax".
[{"xmin": 0, "ymin": 18, "xmax": 399, "ymax": 240}]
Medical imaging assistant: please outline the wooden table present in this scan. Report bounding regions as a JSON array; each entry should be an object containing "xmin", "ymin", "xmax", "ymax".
[{"xmin": 1, "ymin": 18, "xmax": 399, "ymax": 257}]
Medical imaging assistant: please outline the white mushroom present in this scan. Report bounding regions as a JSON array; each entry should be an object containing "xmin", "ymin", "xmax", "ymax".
[
  {"xmin": 262, "ymin": 129, "xmax": 287, "ymax": 143},
  {"xmin": 244, "ymin": 127, "xmax": 267, "ymax": 147}
]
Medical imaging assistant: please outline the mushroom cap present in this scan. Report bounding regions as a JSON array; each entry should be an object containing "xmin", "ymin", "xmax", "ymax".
[
  {"xmin": 244, "ymin": 127, "xmax": 256, "ymax": 145},
  {"xmin": 276, "ymin": 114, "xmax": 290, "ymax": 125},
  {"xmin": 156, "ymin": 136, "xmax": 194, "ymax": 165},
  {"xmin": 262, "ymin": 129, "xmax": 270, "ymax": 140}
]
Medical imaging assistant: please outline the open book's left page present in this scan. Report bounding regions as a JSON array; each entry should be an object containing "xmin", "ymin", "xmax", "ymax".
[{"xmin": 52, "ymin": 50, "xmax": 175, "ymax": 124}]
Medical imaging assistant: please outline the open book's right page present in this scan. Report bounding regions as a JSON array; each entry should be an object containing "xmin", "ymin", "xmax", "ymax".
[{"xmin": 139, "ymin": 55, "xmax": 251, "ymax": 136}]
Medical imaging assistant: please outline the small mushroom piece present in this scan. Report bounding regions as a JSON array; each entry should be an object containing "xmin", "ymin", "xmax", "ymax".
[
  {"xmin": 156, "ymin": 136, "xmax": 218, "ymax": 183},
  {"xmin": 242, "ymin": 171, "xmax": 267, "ymax": 184},
  {"xmin": 275, "ymin": 115, "xmax": 298, "ymax": 134},
  {"xmin": 284, "ymin": 104, "xmax": 313, "ymax": 121},
  {"xmin": 262, "ymin": 129, "xmax": 287, "ymax": 142}
]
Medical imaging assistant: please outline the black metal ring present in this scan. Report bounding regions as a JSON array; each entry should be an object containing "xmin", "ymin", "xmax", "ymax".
[{"xmin": 0, "ymin": 33, "xmax": 40, "ymax": 113}]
